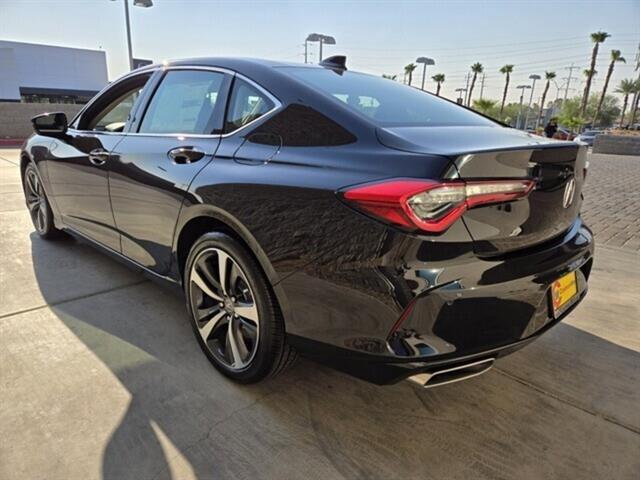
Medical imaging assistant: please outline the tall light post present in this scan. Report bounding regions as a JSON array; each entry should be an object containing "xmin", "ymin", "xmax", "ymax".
[
  {"xmin": 516, "ymin": 84, "xmax": 531, "ymax": 129},
  {"xmin": 455, "ymin": 88, "xmax": 467, "ymax": 105},
  {"xmin": 524, "ymin": 74, "xmax": 541, "ymax": 130},
  {"xmin": 318, "ymin": 34, "xmax": 336, "ymax": 62},
  {"xmin": 305, "ymin": 34, "xmax": 319, "ymax": 63},
  {"xmin": 416, "ymin": 57, "xmax": 435, "ymax": 91},
  {"xmin": 111, "ymin": 0, "xmax": 153, "ymax": 71},
  {"xmin": 306, "ymin": 33, "xmax": 336, "ymax": 62}
]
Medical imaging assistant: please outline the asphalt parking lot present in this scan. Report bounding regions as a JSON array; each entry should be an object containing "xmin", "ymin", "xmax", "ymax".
[{"xmin": 1, "ymin": 149, "xmax": 639, "ymax": 480}]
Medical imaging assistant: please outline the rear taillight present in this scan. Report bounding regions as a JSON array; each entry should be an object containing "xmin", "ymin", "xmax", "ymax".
[{"xmin": 341, "ymin": 178, "xmax": 534, "ymax": 233}]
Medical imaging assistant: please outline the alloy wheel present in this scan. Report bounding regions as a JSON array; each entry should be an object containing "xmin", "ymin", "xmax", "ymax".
[
  {"xmin": 25, "ymin": 169, "xmax": 47, "ymax": 233},
  {"xmin": 188, "ymin": 247, "xmax": 260, "ymax": 370}
]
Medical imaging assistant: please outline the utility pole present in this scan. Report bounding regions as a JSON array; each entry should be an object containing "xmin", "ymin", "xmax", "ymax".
[
  {"xmin": 479, "ymin": 73, "xmax": 486, "ymax": 99},
  {"xmin": 464, "ymin": 72, "xmax": 470, "ymax": 105},
  {"xmin": 564, "ymin": 63, "xmax": 577, "ymax": 104},
  {"xmin": 304, "ymin": 41, "xmax": 308, "ymax": 64}
]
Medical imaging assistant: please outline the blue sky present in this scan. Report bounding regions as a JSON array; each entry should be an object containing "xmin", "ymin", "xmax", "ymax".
[{"xmin": 1, "ymin": 0, "xmax": 639, "ymax": 103}]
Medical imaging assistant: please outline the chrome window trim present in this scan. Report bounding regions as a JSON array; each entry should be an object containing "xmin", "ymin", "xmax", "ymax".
[{"xmin": 71, "ymin": 65, "xmax": 283, "ymax": 140}]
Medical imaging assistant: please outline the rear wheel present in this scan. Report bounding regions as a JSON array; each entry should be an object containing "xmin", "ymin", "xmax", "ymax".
[
  {"xmin": 23, "ymin": 163, "xmax": 63, "ymax": 239},
  {"xmin": 184, "ymin": 232, "xmax": 295, "ymax": 383}
]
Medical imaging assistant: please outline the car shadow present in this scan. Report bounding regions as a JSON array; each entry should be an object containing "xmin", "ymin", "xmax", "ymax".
[{"xmin": 29, "ymin": 232, "xmax": 640, "ymax": 480}]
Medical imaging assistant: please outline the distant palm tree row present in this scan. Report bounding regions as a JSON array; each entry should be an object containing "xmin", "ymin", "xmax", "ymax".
[
  {"xmin": 398, "ymin": 64, "xmax": 447, "ymax": 96},
  {"xmin": 384, "ymin": 31, "xmax": 639, "ymax": 128}
]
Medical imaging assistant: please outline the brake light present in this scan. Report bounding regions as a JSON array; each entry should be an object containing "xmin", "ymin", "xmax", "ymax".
[{"xmin": 342, "ymin": 178, "xmax": 534, "ymax": 233}]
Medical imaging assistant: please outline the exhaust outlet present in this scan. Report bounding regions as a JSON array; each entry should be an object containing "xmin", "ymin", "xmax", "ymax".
[{"xmin": 408, "ymin": 358, "xmax": 495, "ymax": 389}]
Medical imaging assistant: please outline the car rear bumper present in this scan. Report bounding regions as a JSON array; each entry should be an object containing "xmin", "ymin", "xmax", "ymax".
[
  {"xmin": 288, "ymin": 284, "xmax": 587, "ymax": 384},
  {"xmin": 280, "ymin": 217, "xmax": 593, "ymax": 384}
]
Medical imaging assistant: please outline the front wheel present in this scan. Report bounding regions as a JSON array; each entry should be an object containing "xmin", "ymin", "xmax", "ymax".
[
  {"xmin": 23, "ymin": 163, "xmax": 63, "ymax": 239},
  {"xmin": 184, "ymin": 232, "xmax": 295, "ymax": 383}
]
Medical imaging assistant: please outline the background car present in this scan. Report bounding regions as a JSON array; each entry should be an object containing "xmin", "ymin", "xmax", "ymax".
[{"xmin": 574, "ymin": 129, "xmax": 606, "ymax": 146}]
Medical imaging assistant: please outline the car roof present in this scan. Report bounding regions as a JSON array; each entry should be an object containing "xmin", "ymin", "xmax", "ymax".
[{"xmin": 144, "ymin": 57, "xmax": 320, "ymax": 73}]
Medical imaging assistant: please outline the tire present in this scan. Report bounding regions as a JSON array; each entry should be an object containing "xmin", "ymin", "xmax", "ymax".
[
  {"xmin": 184, "ymin": 232, "xmax": 296, "ymax": 383},
  {"xmin": 23, "ymin": 163, "xmax": 63, "ymax": 240}
]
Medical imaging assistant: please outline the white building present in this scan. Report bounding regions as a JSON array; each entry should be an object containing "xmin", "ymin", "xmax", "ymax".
[{"xmin": 0, "ymin": 40, "xmax": 108, "ymax": 104}]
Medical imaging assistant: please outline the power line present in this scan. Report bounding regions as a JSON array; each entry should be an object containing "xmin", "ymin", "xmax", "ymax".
[{"xmin": 345, "ymin": 33, "xmax": 639, "ymax": 53}]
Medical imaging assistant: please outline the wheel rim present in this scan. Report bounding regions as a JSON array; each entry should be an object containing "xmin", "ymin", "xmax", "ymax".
[
  {"xmin": 25, "ymin": 169, "xmax": 47, "ymax": 233},
  {"xmin": 189, "ymin": 247, "xmax": 260, "ymax": 371}
]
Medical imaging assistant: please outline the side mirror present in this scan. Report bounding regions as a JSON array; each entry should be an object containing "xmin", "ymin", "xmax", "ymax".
[{"xmin": 31, "ymin": 112, "xmax": 68, "ymax": 137}]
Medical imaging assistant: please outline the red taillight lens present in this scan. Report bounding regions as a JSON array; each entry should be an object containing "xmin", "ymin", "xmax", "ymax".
[{"xmin": 342, "ymin": 178, "xmax": 534, "ymax": 233}]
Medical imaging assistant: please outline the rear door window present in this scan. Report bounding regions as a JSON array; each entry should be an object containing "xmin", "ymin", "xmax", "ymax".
[
  {"xmin": 139, "ymin": 70, "xmax": 226, "ymax": 134},
  {"xmin": 224, "ymin": 78, "xmax": 275, "ymax": 133}
]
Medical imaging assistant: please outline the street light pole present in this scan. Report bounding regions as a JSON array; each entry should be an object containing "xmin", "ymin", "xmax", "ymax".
[
  {"xmin": 516, "ymin": 84, "xmax": 531, "ymax": 129},
  {"xmin": 305, "ymin": 33, "xmax": 335, "ymax": 63},
  {"xmin": 416, "ymin": 57, "xmax": 435, "ymax": 91},
  {"xmin": 122, "ymin": 0, "xmax": 134, "ymax": 70},
  {"xmin": 112, "ymin": 0, "xmax": 153, "ymax": 71},
  {"xmin": 524, "ymin": 74, "xmax": 540, "ymax": 130}
]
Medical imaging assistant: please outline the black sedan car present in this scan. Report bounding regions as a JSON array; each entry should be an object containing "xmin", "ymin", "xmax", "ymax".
[{"xmin": 21, "ymin": 56, "xmax": 593, "ymax": 387}]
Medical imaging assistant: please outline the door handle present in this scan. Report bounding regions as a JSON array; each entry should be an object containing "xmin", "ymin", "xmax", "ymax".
[
  {"xmin": 89, "ymin": 149, "xmax": 109, "ymax": 166},
  {"xmin": 168, "ymin": 146, "xmax": 206, "ymax": 164}
]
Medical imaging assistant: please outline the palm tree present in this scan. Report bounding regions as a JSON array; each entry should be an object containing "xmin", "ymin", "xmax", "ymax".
[
  {"xmin": 467, "ymin": 63, "xmax": 483, "ymax": 106},
  {"xmin": 630, "ymin": 79, "xmax": 640, "ymax": 126},
  {"xmin": 593, "ymin": 50, "xmax": 626, "ymax": 126},
  {"xmin": 431, "ymin": 73, "xmax": 445, "ymax": 96},
  {"xmin": 581, "ymin": 31, "xmax": 610, "ymax": 117},
  {"xmin": 382, "ymin": 74, "xmax": 397, "ymax": 81},
  {"xmin": 404, "ymin": 63, "xmax": 417, "ymax": 86},
  {"xmin": 536, "ymin": 71, "xmax": 556, "ymax": 128},
  {"xmin": 499, "ymin": 64, "xmax": 514, "ymax": 115},
  {"xmin": 472, "ymin": 98, "xmax": 497, "ymax": 115},
  {"xmin": 615, "ymin": 78, "xmax": 636, "ymax": 127}
]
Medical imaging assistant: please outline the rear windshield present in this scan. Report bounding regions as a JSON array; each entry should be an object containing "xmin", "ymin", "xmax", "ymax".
[{"xmin": 283, "ymin": 67, "xmax": 495, "ymax": 128}]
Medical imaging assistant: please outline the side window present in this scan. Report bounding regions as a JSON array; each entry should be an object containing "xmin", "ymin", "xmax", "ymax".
[
  {"xmin": 80, "ymin": 74, "xmax": 151, "ymax": 132},
  {"xmin": 139, "ymin": 70, "xmax": 225, "ymax": 134},
  {"xmin": 89, "ymin": 88, "xmax": 143, "ymax": 132},
  {"xmin": 225, "ymin": 78, "xmax": 275, "ymax": 133}
]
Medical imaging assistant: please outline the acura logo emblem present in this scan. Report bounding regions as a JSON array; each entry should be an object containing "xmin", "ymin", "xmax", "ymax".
[{"xmin": 562, "ymin": 177, "xmax": 576, "ymax": 208}]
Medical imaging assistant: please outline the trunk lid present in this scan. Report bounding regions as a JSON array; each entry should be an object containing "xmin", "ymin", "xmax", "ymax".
[{"xmin": 377, "ymin": 126, "xmax": 587, "ymax": 255}]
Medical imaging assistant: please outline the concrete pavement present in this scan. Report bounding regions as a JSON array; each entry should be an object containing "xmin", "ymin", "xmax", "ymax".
[{"xmin": 1, "ymin": 149, "xmax": 639, "ymax": 480}]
